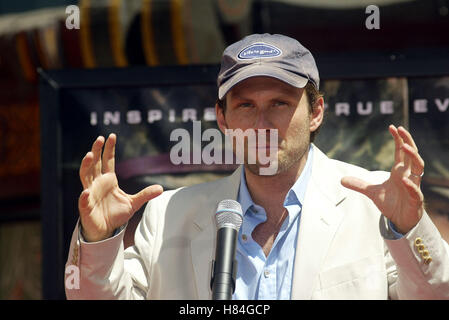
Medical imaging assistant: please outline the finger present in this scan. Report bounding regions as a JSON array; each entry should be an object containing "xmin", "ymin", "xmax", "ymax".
[
  {"xmin": 397, "ymin": 126, "xmax": 418, "ymax": 151},
  {"xmin": 401, "ymin": 143, "xmax": 425, "ymax": 172},
  {"xmin": 102, "ymin": 133, "xmax": 116, "ymax": 174},
  {"xmin": 341, "ymin": 176, "xmax": 376, "ymax": 199},
  {"xmin": 402, "ymin": 176, "xmax": 424, "ymax": 203},
  {"xmin": 389, "ymin": 125, "xmax": 404, "ymax": 164},
  {"xmin": 78, "ymin": 189, "xmax": 91, "ymax": 213},
  {"xmin": 91, "ymin": 136, "xmax": 105, "ymax": 178},
  {"xmin": 401, "ymin": 144, "xmax": 425, "ymax": 185},
  {"xmin": 79, "ymin": 152, "xmax": 94, "ymax": 189},
  {"xmin": 398, "ymin": 127, "xmax": 416, "ymax": 171},
  {"xmin": 130, "ymin": 185, "xmax": 164, "ymax": 213}
]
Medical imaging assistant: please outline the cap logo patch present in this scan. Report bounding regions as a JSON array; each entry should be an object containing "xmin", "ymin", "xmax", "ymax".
[{"xmin": 237, "ymin": 43, "xmax": 282, "ymax": 60}]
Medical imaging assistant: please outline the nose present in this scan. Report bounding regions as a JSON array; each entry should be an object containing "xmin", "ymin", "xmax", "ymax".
[{"xmin": 253, "ymin": 109, "xmax": 275, "ymax": 130}]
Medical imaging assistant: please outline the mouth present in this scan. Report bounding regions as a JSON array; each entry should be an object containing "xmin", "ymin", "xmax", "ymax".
[
  {"xmin": 248, "ymin": 145, "xmax": 279, "ymax": 151},
  {"xmin": 244, "ymin": 145, "xmax": 278, "ymax": 161}
]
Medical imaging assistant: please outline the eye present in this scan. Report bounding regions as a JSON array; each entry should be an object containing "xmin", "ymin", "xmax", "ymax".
[
  {"xmin": 238, "ymin": 102, "xmax": 253, "ymax": 108},
  {"xmin": 273, "ymin": 100, "xmax": 288, "ymax": 107}
]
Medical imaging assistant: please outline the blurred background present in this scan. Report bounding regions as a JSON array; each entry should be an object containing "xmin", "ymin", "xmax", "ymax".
[{"xmin": 0, "ymin": 0, "xmax": 448, "ymax": 299}]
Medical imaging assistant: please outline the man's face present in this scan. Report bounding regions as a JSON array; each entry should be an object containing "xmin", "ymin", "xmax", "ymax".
[{"xmin": 216, "ymin": 76, "xmax": 321, "ymax": 176}]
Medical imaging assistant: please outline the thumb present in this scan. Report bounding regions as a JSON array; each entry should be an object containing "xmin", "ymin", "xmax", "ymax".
[
  {"xmin": 341, "ymin": 176, "xmax": 374, "ymax": 199},
  {"xmin": 78, "ymin": 189, "xmax": 91, "ymax": 212},
  {"xmin": 130, "ymin": 184, "xmax": 164, "ymax": 212}
]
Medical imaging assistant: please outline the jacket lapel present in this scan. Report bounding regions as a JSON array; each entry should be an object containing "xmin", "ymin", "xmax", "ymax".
[
  {"xmin": 291, "ymin": 145, "xmax": 347, "ymax": 299},
  {"xmin": 190, "ymin": 166, "xmax": 242, "ymax": 299}
]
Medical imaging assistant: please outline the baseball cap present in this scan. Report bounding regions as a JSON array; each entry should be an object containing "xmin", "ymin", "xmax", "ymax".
[{"xmin": 217, "ymin": 33, "xmax": 320, "ymax": 100}]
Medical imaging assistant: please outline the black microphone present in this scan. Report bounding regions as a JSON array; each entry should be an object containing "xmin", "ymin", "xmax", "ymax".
[{"xmin": 210, "ymin": 199, "xmax": 243, "ymax": 300}]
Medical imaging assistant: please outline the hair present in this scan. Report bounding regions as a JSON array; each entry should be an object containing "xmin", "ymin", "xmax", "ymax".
[{"xmin": 216, "ymin": 81, "xmax": 324, "ymax": 142}]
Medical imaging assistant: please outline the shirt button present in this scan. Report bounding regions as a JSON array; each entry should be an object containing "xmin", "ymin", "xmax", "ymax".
[
  {"xmin": 264, "ymin": 270, "xmax": 270, "ymax": 278},
  {"xmin": 242, "ymin": 234, "xmax": 248, "ymax": 241}
]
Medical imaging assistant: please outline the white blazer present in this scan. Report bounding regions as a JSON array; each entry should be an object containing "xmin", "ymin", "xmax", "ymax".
[{"xmin": 65, "ymin": 144, "xmax": 449, "ymax": 299}]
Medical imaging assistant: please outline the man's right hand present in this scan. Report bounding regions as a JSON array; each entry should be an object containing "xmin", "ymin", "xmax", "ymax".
[{"xmin": 78, "ymin": 134, "xmax": 163, "ymax": 242}]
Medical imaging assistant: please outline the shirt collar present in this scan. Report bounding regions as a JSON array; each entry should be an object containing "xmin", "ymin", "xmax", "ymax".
[
  {"xmin": 238, "ymin": 144, "xmax": 314, "ymax": 215},
  {"xmin": 238, "ymin": 166, "xmax": 254, "ymax": 216}
]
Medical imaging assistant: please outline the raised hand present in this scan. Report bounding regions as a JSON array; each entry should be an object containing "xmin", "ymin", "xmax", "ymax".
[
  {"xmin": 78, "ymin": 134, "xmax": 163, "ymax": 242},
  {"xmin": 341, "ymin": 125, "xmax": 425, "ymax": 234}
]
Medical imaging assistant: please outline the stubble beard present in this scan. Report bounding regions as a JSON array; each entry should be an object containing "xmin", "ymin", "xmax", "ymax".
[{"xmin": 245, "ymin": 131, "xmax": 310, "ymax": 177}]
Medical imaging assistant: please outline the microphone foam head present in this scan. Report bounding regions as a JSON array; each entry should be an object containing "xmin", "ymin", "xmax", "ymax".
[{"xmin": 215, "ymin": 199, "xmax": 243, "ymax": 231}]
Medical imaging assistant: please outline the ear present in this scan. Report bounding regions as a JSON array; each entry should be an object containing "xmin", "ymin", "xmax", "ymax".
[
  {"xmin": 215, "ymin": 102, "xmax": 228, "ymax": 134},
  {"xmin": 310, "ymin": 96, "xmax": 324, "ymax": 133}
]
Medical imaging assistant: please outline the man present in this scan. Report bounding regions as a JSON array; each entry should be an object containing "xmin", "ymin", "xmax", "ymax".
[{"xmin": 65, "ymin": 34, "xmax": 449, "ymax": 299}]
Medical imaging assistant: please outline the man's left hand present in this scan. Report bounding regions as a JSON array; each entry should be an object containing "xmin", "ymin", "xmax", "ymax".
[{"xmin": 341, "ymin": 125, "xmax": 425, "ymax": 234}]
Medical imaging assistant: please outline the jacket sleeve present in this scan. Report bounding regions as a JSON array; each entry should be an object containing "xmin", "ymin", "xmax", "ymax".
[
  {"xmin": 381, "ymin": 211, "xmax": 449, "ymax": 299},
  {"xmin": 64, "ymin": 198, "xmax": 160, "ymax": 300}
]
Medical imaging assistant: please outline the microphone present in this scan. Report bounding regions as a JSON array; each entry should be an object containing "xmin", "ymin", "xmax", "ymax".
[{"xmin": 210, "ymin": 199, "xmax": 243, "ymax": 300}]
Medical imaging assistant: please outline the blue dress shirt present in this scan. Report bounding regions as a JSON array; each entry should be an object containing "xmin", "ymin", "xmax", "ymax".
[{"xmin": 233, "ymin": 146, "xmax": 314, "ymax": 300}]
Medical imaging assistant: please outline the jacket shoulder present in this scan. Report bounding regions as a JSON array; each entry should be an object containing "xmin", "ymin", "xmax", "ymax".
[
  {"xmin": 312, "ymin": 144, "xmax": 389, "ymax": 184},
  {"xmin": 328, "ymin": 157, "xmax": 390, "ymax": 185}
]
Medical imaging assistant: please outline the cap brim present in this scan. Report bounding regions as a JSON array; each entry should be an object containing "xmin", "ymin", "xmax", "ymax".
[{"xmin": 218, "ymin": 64, "xmax": 309, "ymax": 100}]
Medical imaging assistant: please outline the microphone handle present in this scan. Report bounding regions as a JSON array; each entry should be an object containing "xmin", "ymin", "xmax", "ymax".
[{"xmin": 211, "ymin": 227, "xmax": 238, "ymax": 300}]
